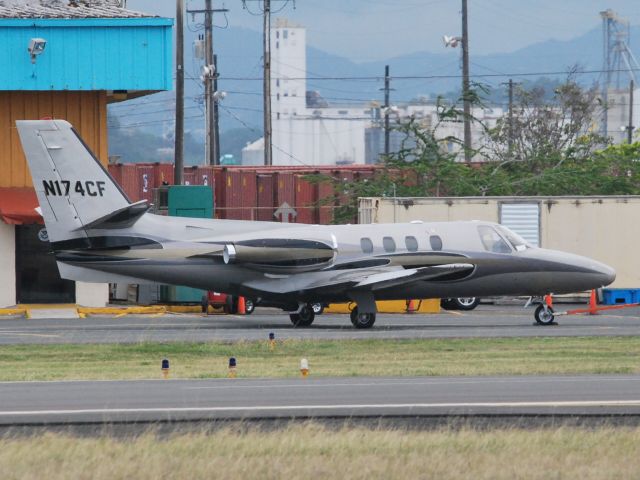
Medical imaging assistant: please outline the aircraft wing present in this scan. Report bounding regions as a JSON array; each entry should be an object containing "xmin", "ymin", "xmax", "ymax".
[{"xmin": 245, "ymin": 263, "xmax": 474, "ymax": 295}]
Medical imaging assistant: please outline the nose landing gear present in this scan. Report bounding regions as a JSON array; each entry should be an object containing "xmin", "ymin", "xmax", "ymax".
[
  {"xmin": 534, "ymin": 304, "xmax": 555, "ymax": 325},
  {"xmin": 526, "ymin": 296, "xmax": 557, "ymax": 325}
]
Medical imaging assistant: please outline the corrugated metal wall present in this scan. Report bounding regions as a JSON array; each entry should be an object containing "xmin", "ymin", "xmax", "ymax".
[
  {"xmin": 0, "ymin": 18, "xmax": 172, "ymax": 91},
  {"xmin": 0, "ymin": 91, "xmax": 107, "ymax": 188}
]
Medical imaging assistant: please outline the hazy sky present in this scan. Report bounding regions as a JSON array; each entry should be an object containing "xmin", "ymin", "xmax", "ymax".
[{"xmin": 127, "ymin": 0, "xmax": 640, "ymax": 61}]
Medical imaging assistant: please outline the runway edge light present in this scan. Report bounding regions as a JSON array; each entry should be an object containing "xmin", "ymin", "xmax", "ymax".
[
  {"xmin": 269, "ymin": 332, "xmax": 276, "ymax": 350},
  {"xmin": 161, "ymin": 358, "xmax": 170, "ymax": 379},
  {"xmin": 300, "ymin": 358, "xmax": 309, "ymax": 378},
  {"xmin": 228, "ymin": 357, "xmax": 237, "ymax": 378}
]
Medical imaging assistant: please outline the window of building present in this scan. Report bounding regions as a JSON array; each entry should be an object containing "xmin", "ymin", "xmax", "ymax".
[
  {"xmin": 360, "ymin": 237, "xmax": 373, "ymax": 253},
  {"xmin": 383, "ymin": 236, "xmax": 396, "ymax": 253},
  {"xmin": 276, "ymin": 31, "xmax": 280, "ymax": 39},
  {"xmin": 429, "ymin": 235, "xmax": 443, "ymax": 251},
  {"xmin": 338, "ymin": 110, "xmax": 349, "ymax": 115},
  {"xmin": 283, "ymin": 30, "xmax": 288, "ymax": 39},
  {"xmin": 405, "ymin": 236, "xmax": 418, "ymax": 252},
  {"xmin": 276, "ymin": 41, "xmax": 279, "ymax": 49}
]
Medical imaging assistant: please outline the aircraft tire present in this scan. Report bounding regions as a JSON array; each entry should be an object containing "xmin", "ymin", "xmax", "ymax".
[
  {"xmin": 244, "ymin": 299, "xmax": 255, "ymax": 315},
  {"xmin": 452, "ymin": 297, "xmax": 480, "ymax": 311},
  {"xmin": 534, "ymin": 305, "xmax": 555, "ymax": 325},
  {"xmin": 440, "ymin": 299, "xmax": 455, "ymax": 310},
  {"xmin": 311, "ymin": 302, "xmax": 325, "ymax": 315},
  {"xmin": 350, "ymin": 307, "xmax": 376, "ymax": 329},
  {"xmin": 290, "ymin": 305, "xmax": 315, "ymax": 327}
]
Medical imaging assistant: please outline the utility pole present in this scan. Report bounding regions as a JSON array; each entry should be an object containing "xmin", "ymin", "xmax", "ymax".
[
  {"xmin": 263, "ymin": 0, "xmax": 272, "ymax": 166},
  {"xmin": 461, "ymin": 0, "xmax": 472, "ymax": 162},
  {"xmin": 213, "ymin": 54, "xmax": 221, "ymax": 162},
  {"xmin": 629, "ymin": 79, "xmax": 635, "ymax": 144},
  {"xmin": 204, "ymin": 0, "xmax": 215, "ymax": 165},
  {"xmin": 383, "ymin": 65, "xmax": 390, "ymax": 158},
  {"xmin": 174, "ymin": 0, "xmax": 184, "ymax": 185},
  {"xmin": 187, "ymin": 1, "xmax": 228, "ymax": 166},
  {"xmin": 507, "ymin": 78, "xmax": 514, "ymax": 154}
]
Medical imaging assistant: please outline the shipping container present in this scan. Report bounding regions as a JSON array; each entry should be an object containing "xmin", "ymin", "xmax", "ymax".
[
  {"xmin": 256, "ymin": 174, "xmax": 274, "ymax": 221},
  {"xmin": 275, "ymin": 172, "xmax": 296, "ymax": 222},
  {"xmin": 294, "ymin": 174, "xmax": 317, "ymax": 224},
  {"xmin": 109, "ymin": 163, "xmax": 381, "ymax": 223},
  {"xmin": 240, "ymin": 171, "xmax": 258, "ymax": 220}
]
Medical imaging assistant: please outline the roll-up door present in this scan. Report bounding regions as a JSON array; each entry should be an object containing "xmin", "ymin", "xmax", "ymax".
[{"xmin": 499, "ymin": 203, "xmax": 540, "ymax": 247}]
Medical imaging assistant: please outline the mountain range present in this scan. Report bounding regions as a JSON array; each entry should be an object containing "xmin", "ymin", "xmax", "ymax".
[{"xmin": 107, "ymin": 23, "xmax": 640, "ymax": 164}]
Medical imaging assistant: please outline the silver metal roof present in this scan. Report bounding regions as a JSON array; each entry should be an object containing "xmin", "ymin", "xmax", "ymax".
[{"xmin": 0, "ymin": 1, "xmax": 155, "ymax": 18}]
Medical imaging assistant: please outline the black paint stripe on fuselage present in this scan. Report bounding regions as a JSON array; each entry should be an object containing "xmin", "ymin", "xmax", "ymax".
[
  {"xmin": 51, "ymin": 236, "xmax": 162, "ymax": 251},
  {"xmin": 235, "ymin": 239, "xmax": 333, "ymax": 250}
]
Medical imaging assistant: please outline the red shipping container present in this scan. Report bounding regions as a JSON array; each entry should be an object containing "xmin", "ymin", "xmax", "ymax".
[
  {"xmin": 136, "ymin": 165, "xmax": 156, "ymax": 203},
  {"xmin": 182, "ymin": 172, "xmax": 196, "ymax": 186},
  {"xmin": 256, "ymin": 174, "xmax": 274, "ymax": 222},
  {"xmin": 155, "ymin": 163, "xmax": 174, "ymax": 186},
  {"xmin": 224, "ymin": 169, "xmax": 244, "ymax": 220},
  {"xmin": 118, "ymin": 164, "xmax": 140, "ymax": 202},
  {"xmin": 294, "ymin": 174, "xmax": 317, "ymax": 224},
  {"xmin": 318, "ymin": 180, "xmax": 335, "ymax": 225},
  {"xmin": 275, "ymin": 172, "xmax": 295, "ymax": 223},
  {"xmin": 240, "ymin": 170, "xmax": 258, "ymax": 220}
]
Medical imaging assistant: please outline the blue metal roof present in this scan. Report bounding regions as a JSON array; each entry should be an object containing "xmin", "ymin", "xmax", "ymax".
[{"xmin": 0, "ymin": 17, "xmax": 173, "ymax": 91}]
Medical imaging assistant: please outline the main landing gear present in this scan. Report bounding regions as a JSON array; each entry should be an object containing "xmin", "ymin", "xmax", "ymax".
[
  {"xmin": 289, "ymin": 303, "xmax": 316, "ymax": 327},
  {"xmin": 350, "ymin": 306, "xmax": 376, "ymax": 329}
]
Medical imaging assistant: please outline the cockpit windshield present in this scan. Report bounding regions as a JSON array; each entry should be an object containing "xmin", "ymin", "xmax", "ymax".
[
  {"xmin": 496, "ymin": 226, "xmax": 532, "ymax": 252},
  {"xmin": 478, "ymin": 225, "xmax": 512, "ymax": 254}
]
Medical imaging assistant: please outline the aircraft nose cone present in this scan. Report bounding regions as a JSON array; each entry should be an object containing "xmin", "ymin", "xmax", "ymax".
[{"xmin": 597, "ymin": 263, "xmax": 616, "ymax": 287}]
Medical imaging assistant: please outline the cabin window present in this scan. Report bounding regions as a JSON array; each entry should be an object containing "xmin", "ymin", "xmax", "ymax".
[
  {"xmin": 429, "ymin": 235, "xmax": 443, "ymax": 251},
  {"xmin": 405, "ymin": 236, "xmax": 418, "ymax": 252},
  {"xmin": 478, "ymin": 225, "xmax": 512, "ymax": 254},
  {"xmin": 360, "ymin": 237, "xmax": 373, "ymax": 253},
  {"xmin": 383, "ymin": 236, "xmax": 396, "ymax": 252}
]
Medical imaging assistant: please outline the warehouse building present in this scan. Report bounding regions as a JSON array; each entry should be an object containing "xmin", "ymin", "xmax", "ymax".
[{"xmin": 0, "ymin": 2, "xmax": 172, "ymax": 307}]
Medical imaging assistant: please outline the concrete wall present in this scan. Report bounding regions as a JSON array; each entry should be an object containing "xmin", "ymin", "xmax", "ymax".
[
  {"xmin": 0, "ymin": 223, "xmax": 15, "ymax": 307},
  {"xmin": 75, "ymin": 282, "xmax": 108, "ymax": 307},
  {"xmin": 359, "ymin": 196, "xmax": 640, "ymax": 288}
]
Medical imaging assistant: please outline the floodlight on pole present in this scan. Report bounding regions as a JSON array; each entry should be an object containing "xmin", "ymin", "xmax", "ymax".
[{"xmin": 443, "ymin": 35, "xmax": 462, "ymax": 48}]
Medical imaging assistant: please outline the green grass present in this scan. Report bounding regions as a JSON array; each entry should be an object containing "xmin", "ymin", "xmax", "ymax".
[
  {"xmin": 2, "ymin": 425, "xmax": 640, "ymax": 479},
  {"xmin": 2, "ymin": 336, "xmax": 640, "ymax": 381}
]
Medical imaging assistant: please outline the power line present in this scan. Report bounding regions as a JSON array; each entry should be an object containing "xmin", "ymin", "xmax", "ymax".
[{"xmin": 220, "ymin": 67, "xmax": 640, "ymax": 81}]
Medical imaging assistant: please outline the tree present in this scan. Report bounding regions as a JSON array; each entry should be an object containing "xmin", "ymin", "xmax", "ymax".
[
  {"xmin": 484, "ymin": 75, "xmax": 608, "ymax": 172},
  {"xmin": 310, "ymin": 78, "xmax": 636, "ymax": 224}
]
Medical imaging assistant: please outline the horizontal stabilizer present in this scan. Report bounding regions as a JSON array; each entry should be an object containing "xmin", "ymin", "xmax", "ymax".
[{"xmin": 77, "ymin": 200, "xmax": 149, "ymax": 231}]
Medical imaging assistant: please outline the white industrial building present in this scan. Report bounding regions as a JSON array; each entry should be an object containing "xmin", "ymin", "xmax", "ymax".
[{"xmin": 242, "ymin": 18, "xmax": 503, "ymax": 166}]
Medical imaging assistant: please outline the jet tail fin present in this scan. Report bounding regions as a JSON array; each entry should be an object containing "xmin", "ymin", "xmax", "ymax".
[{"xmin": 16, "ymin": 120, "xmax": 135, "ymax": 244}]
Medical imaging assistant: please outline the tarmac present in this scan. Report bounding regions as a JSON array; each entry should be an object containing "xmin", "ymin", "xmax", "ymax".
[
  {"xmin": 1, "ymin": 375, "xmax": 640, "ymax": 429},
  {"xmin": 0, "ymin": 305, "xmax": 639, "ymax": 344}
]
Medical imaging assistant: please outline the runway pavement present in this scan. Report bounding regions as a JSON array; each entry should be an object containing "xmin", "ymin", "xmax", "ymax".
[
  {"xmin": 1, "ymin": 375, "xmax": 640, "ymax": 426},
  {"xmin": 0, "ymin": 305, "xmax": 639, "ymax": 344}
]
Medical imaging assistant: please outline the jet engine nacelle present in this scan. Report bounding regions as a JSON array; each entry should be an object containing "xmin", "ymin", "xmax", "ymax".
[{"xmin": 222, "ymin": 239, "xmax": 335, "ymax": 271}]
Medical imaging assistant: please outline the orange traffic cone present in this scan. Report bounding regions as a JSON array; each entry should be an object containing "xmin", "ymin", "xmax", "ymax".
[
  {"xmin": 406, "ymin": 299, "xmax": 416, "ymax": 313},
  {"xmin": 545, "ymin": 294, "xmax": 553, "ymax": 308},
  {"xmin": 588, "ymin": 289, "xmax": 598, "ymax": 315},
  {"xmin": 238, "ymin": 296, "xmax": 246, "ymax": 315}
]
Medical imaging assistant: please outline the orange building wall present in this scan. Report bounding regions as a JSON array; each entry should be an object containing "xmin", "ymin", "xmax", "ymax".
[{"xmin": 0, "ymin": 91, "xmax": 108, "ymax": 188}]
